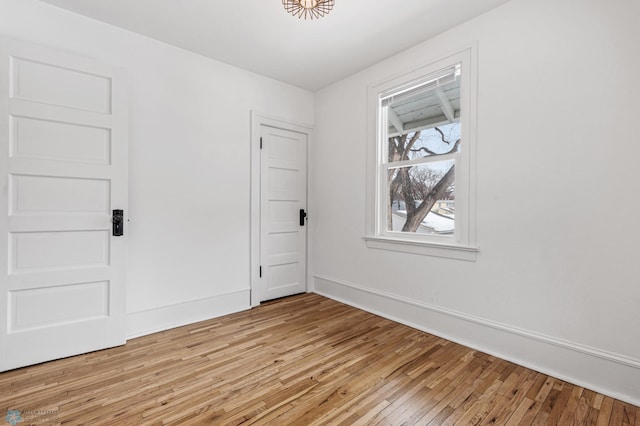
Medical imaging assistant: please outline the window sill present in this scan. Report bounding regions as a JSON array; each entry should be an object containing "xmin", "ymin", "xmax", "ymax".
[{"xmin": 363, "ymin": 236, "xmax": 478, "ymax": 261}]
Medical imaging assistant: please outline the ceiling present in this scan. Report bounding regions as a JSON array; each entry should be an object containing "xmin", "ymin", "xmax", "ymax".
[{"xmin": 38, "ymin": 0, "xmax": 510, "ymax": 91}]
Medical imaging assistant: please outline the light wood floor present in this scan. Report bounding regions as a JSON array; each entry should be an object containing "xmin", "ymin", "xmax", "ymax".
[{"xmin": 0, "ymin": 293, "xmax": 637, "ymax": 425}]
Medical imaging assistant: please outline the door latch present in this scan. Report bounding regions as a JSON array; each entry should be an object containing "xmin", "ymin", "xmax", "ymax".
[
  {"xmin": 299, "ymin": 208, "xmax": 307, "ymax": 226},
  {"xmin": 112, "ymin": 209, "xmax": 124, "ymax": 236}
]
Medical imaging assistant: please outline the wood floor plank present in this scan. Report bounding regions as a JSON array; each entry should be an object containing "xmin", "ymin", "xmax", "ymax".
[
  {"xmin": 597, "ymin": 395, "xmax": 615, "ymax": 426},
  {"xmin": 0, "ymin": 293, "xmax": 636, "ymax": 425}
]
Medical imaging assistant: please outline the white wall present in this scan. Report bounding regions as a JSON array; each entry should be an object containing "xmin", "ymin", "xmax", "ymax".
[
  {"xmin": 0, "ymin": 0, "xmax": 314, "ymax": 336},
  {"xmin": 313, "ymin": 0, "xmax": 640, "ymax": 405}
]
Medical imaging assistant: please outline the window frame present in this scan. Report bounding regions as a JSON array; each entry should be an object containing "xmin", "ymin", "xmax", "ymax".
[{"xmin": 364, "ymin": 45, "xmax": 478, "ymax": 261}]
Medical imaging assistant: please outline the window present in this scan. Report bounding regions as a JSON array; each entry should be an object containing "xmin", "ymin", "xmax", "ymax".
[{"xmin": 365, "ymin": 47, "xmax": 477, "ymax": 260}]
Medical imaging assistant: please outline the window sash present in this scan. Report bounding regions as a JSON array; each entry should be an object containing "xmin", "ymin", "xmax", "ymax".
[
  {"xmin": 377, "ymin": 67, "xmax": 464, "ymax": 243},
  {"xmin": 385, "ymin": 152, "xmax": 458, "ymax": 169},
  {"xmin": 381, "ymin": 159, "xmax": 457, "ymax": 239}
]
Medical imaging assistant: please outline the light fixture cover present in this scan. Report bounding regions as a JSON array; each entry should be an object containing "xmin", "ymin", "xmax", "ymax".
[{"xmin": 282, "ymin": 0, "xmax": 335, "ymax": 19}]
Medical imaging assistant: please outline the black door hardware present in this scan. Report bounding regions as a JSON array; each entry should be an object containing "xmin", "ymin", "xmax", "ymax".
[
  {"xmin": 112, "ymin": 209, "xmax": 124, "ymax": 236},
  {"xmin": 299, "ymin": 209, "xmax": 307, "ymax": 226}
]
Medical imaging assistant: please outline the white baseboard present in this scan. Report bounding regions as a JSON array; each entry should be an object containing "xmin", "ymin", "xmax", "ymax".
[
  {"xmin": 126, "ymin": 289, "xmax": 250, "ymax": 339},
  {"xmin": 314, "ymin": 274, "xmax": 640, "ymax": 406}
]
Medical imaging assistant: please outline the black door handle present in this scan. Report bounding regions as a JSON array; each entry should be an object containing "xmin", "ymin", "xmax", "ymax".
[
  {"xmin": 112, "ymin": 209, "xmax": 124, "ymax": 236},
  {"xmin": 299, "ymin": 209, "xmax": 307, "ymax": 226}
]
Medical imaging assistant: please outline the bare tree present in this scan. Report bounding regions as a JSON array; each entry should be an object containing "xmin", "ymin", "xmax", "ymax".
[{"xmin": 388, "ymin": 126, "xmax": 459, "ymax": 232}]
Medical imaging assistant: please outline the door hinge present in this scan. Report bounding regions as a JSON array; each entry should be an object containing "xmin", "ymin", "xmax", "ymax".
[
  {"xmin": 260, "ymin": 137, "xmax": 263, "ymax": 149},
  {"xmin": 259, "ymin": 266, "xmax": 262, "ymax": 278}
]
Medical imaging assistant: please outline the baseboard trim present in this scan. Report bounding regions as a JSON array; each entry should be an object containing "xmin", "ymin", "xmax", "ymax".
[
  {"xmin": 314, "ymin": 274, "xmax": 640, "ymax": 406},
  {"xmin": 127, "ymin": 289, "xmax": 250, "ymax": 339}
]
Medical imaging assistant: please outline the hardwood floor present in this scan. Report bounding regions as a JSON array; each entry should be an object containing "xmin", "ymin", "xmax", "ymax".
[{"xmin": 0, "ymin": 293, "xmax": 637, "ymax": 425}]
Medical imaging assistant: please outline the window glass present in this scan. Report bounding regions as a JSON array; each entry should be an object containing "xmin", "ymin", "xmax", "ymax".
[{"xmin": 381, "ymin": 64, "xmax": 461, "ymax": 239}]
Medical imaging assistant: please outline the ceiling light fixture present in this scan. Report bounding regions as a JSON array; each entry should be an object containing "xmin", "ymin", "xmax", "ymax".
[{"xmin": 282, "ymin": 0, "xmax": 334, "ymax": 20}]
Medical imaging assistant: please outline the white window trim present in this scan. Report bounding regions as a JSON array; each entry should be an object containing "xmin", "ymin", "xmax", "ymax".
[{"xmin": 364, "ymin": 44, "xmax": 479, "ymax": 261}]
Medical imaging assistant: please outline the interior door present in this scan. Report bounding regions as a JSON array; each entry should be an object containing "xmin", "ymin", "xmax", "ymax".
[
  {"xmin": 259, "ymin": 125, "xmax": 307, "ymax": 302},
  {"xmin": 0, "ymin": 38, "xmax": 127, "ymax": 371}
]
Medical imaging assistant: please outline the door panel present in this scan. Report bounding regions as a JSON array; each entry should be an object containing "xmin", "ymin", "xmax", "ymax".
[
  {"xmin": 11, "ymin": 56, "xmax": 112, "ymax": 114},
  {"xmin": 0, "ymin": 37, "xmax": 127, "ymax": 371},
  {"xmin": 259, "ymin": 126, "xmax": 307, "ymax": 302},
  {"xmin": 11, "ymin": 116, "xmax": 111, "ymax": 163},
  {"xmin": 9, "ymin": 281, "xmax": 109, "ymax": 331},
  {"xmin": 11, "ymin": 174, "xmax": 110, "ymax": 213},
  {"xmin": 10, "ymin": 230, "xmax": 110, "ymax": 272}
]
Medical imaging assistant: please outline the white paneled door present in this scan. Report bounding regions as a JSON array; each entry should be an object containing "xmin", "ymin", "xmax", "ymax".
[
  {"xmin": 0, "ymin": 38, "xmax": 127, "ymax": 371},
  {"xmin": 259, "ymin": 125, "xmax": 307, "ymax": 302}
]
